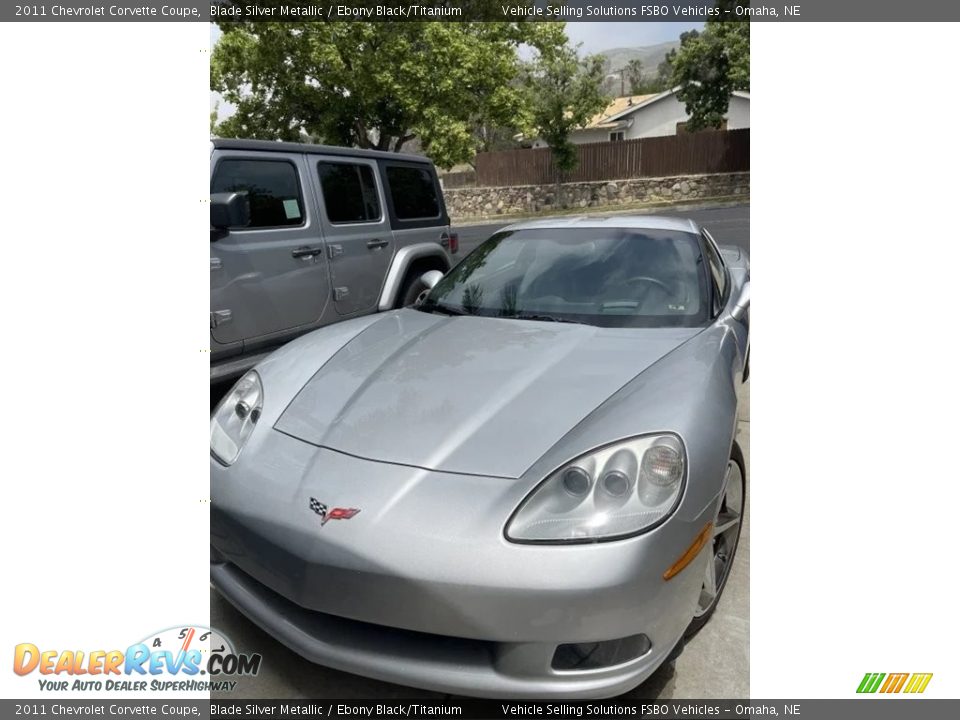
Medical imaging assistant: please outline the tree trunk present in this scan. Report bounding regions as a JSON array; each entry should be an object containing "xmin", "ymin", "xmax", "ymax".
[{"xmin": 393, "ymin": 134, "xmax": 415, "ymax": 152}]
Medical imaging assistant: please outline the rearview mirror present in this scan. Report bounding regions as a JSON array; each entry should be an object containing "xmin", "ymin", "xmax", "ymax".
[
  {"xmin": 210, "ymin": 192, "xmax": 250, "ymax": 237},
  {"xmin": 730, "ymin": 281, "xmax": 750, "ymax": 322}
]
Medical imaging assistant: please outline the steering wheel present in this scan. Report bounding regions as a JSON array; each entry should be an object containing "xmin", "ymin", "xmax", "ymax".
[{"xmin": 625, "ymin": 276, "xmax": 673, "ymax": 295}]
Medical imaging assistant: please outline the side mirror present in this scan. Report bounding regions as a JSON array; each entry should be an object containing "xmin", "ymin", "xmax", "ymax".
[
  {"xmin": 420, "ymin": 270, "xmax": 444, "ymax": 290},
  {"xmin": 210, "ymin": 192, "xmax": 250, "ymax": 237},
  {"xmin": 730, "ymin": 281, "xmax": 750, "ymax": 322},
  {"xmin": 414, "ymin": 270, "xmax": 444, "ymax": 307}
]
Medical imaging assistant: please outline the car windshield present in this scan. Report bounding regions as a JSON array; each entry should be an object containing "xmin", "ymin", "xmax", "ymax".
[{"xmin": 419, "ymin": 227, "xmax": 709, "ymax": 328}]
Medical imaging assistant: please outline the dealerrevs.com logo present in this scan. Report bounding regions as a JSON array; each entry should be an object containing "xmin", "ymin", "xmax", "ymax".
[
  {"xmin": 857, "ymin": 672, "xmax": 933, "ymax": 694},
  {"xmin": 13, "ymin": 625, "xmax": 261, "ymax": 693}
]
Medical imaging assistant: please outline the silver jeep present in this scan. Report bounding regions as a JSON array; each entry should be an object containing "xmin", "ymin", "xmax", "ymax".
[{"xmin": 210, "ymin": 139, "xmax": 457, "ymax": 383}]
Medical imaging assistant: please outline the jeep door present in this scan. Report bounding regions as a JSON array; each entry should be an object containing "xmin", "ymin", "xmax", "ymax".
[
  {"xmin": 210, "ymin": 151, "xmax": 330, "ymax": 349},
  {"xmin": 311, "ymin": 156, "xmax": 393, "ymax": 316}
]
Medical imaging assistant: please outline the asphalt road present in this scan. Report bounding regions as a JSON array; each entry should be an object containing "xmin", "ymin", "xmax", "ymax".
[
  {"xmin": 453, "ymin": 203, "xmax": 750, "ymax": 257},
  {"xmin": 211, "ymin": 202, "xmax": 750, "ymax": 699}
]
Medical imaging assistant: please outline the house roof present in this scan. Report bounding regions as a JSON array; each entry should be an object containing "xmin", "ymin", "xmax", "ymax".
[
  {"xmin": 579, "ymin": 88, "xmax": 750, "ymax": 132},
  {"xmin": 583, "ymin": 94, "xmax": 660, "ymax": 130}
]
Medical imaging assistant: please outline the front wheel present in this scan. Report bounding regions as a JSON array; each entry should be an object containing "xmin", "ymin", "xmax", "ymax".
[{"xmin": 684, "ymin": 442, "xmax": 746, "ymax": 638}]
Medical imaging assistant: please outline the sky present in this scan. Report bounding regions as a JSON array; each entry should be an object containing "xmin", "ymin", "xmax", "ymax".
[
  {"xmin": 565, "ymin": 21, "xmax": 702, "ymax": 51},
  {"xmin": 209, "ymin": 21, "xmax": 704, "ymax": 120}
]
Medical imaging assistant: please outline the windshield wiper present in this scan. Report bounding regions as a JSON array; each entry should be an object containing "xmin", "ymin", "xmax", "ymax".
[
  {"xmin": 505, "ymin": 312, "xmax": 587, "ymax": 325},
  {"xmin": 422, "ymin": 303, "xmax": 468, "ymax": 316}
]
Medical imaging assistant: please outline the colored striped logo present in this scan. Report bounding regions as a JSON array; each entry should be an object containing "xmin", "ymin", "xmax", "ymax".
[{"xmin": 857, "ymin": 672, "xmax": 933, "ymax": 694}]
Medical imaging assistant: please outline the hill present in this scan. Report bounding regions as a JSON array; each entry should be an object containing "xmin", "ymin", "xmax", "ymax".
[
  {"xmin": 600, "ymin": 41, "xmax": 679, "ymax": 73},
  {"xmin": 596, "ymin": 41, "xmax": 680, "ymax": 95}
]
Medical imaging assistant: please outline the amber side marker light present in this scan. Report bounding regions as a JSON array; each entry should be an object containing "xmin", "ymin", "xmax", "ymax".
[{"xmin": 663, "ymin": 521, "xmax": 713, "ymax": 581}]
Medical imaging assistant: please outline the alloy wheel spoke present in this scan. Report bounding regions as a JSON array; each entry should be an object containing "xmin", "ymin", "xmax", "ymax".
[
  {"xmin": 703, "ymin": 550, "xmax": 717, "ymax": 598},
  {"xmin": 696, "ymin": 458, "xmax": 743, "ymax": 617},
  {"xmin": 714, "ymin": 511, "xmax": 740, "ymax": 536}
]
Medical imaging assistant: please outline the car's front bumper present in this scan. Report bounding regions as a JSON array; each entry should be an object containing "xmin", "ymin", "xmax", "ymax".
[
  {"xmin": 213, "ymin": 557, "xmax": 683, "ymax": 698},
  {"xmin": 210, "ymin": 431, "xmax": 718, "ymax": 698}
]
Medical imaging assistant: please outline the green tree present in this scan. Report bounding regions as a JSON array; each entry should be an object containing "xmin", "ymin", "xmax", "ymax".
[
  {"xmin": 625, "ymin": 59, "xmax": 645, "ymax": 95},
  {"xmin": 523, "ymin": 45, "xmax": 606, "ymax": 203},
  {"xmin": 624, "ymin": 57, "xmax": 674, "ymax": 95},
  {"xmin": 211, "ymin": 17, "xmax": 565, "ymax": 169},
  {"xmin": 655, "ymin": 51, "xmax": 676, "ymax": 89},
  {"xmin": 670, "ymin": 8, "xmax": 749, "ymax": 131},
  {"xmin": 657, "ymin": 29, "xmax": 698, "ymax": 91}
]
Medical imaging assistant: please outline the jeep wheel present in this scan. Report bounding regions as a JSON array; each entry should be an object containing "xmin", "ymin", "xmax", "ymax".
[{"xmin": 397, "ymin": 274, "xmax": 426, "ymax": 308}]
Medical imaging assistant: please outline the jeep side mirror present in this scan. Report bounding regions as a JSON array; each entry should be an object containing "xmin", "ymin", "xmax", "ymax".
[
  {"xmin": 210, "ymin": 192, "xmax": 250, "ymax": 239},
  {"xmin": 730, "ymin": 281, "xmax": 750, "ymax": 322}
]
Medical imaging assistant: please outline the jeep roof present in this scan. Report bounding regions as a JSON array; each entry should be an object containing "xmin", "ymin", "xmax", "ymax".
[{"xmin": 211, "ymin": 138, "xmax": 434, "ymax": 165}]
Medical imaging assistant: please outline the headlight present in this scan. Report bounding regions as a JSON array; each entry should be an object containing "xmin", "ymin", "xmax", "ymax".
[
  {"xmin": 506, "ymin": 435, "xmax": 685, "ymax": 543},
  {"xmin": 210, "ymin": 371, "xmax": 263, "ymax": 466}
]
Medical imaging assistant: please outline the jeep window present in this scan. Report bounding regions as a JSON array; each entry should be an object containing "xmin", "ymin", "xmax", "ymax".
[
  {"xmin": 211, "ymin": 159, "xmax": 304, "ymax": 229},
  {"xmin": 317, "ymin": 162, "xmax": 381, "ymax": 224},
  {"xmin": 385, "ymin": 165, "xmax": 440, "ymax": 219}
]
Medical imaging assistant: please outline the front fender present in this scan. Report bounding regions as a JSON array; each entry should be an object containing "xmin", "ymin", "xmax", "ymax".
[{"xmin": 517, "ymin": 325, "xmax": 741, "ymax": 526}]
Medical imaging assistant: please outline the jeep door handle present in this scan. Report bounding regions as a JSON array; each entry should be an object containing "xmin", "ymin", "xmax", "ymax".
[
  {"xmin": 366, "ymin": 239, "xmax": 389, "ymax": 250},
  {"xmin": 292, "ymin": 246, "xmax": 322, "ymax": 259}
]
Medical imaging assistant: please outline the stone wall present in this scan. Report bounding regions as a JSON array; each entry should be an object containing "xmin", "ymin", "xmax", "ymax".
[{"xmin": 443, "ymin": 172, "xmax": 749, "ymax": 221}]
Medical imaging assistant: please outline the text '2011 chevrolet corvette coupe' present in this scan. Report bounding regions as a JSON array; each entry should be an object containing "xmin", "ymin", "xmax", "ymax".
[{"xmin": 210, "ymin": 216, "xmax": 750, "ymax": 698}]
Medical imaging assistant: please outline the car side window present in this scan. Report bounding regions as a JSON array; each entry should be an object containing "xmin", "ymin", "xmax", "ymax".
[
  {"xmin": 385, "ymin": 165, "xmax": 440, "ymax": 220},
  {"xmin": 211, "ymin": 159, "xmax": 304, "ymax": 228},
  {"xmin": 701, "ymin": 232, "xmax": 727, "ymax": 315},
  {"xmin": 317, "ymin": 161, "xmax": 381, "ymax": 224}
]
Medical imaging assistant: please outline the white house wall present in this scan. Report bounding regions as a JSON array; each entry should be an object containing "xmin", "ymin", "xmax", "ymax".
[
  {"xmin": 727, "ymin": 94, "xmax": 750, "ymax": 130},
  {"xmin": 553, "ymin": 92, "xmax": 750, "ymax": 147},
  {"xmin": 622, "ymin": 94, "xmax": 693, "ymax": 141},
  {"xmin": 565, "ymin": 128, "xmax": 613, "ymax": 145}
]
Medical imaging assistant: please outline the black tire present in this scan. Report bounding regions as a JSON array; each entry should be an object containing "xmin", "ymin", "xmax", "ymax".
[
  {"xmin": 742, "ymin": 348, "xmax": 750, "ymax": 382},
  {"xmin": 684, "ymin": 441, "xmax": 746, "ymax": 639},
  {"xmin": 396, "ymin": 273, "xmax": 427, "ymax": 308}
]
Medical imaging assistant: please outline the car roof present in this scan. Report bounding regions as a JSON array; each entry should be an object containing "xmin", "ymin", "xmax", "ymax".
[
  {"xmin": 211, "ymin": 138, "xmax": 434, "ymax": 165},
  {"xmin": 500, "ymin": 215, "xmax": 701, "ymax": 234}
]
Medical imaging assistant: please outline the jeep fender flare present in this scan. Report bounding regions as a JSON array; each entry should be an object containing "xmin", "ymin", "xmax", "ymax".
[{"xmin": 378, "ymin": 243, "xmax": 451, "ymax": 311}]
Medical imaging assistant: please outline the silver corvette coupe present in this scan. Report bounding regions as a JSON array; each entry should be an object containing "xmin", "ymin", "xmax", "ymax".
[{"xmin": 210, "ymin": 216, "xmax": 750, "ymax": 698}]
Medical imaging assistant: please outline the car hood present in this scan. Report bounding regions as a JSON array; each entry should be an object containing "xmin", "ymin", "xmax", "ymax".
[{"xmin": 274, "ymin": 309, "xmax": 701, "ymax": 479}]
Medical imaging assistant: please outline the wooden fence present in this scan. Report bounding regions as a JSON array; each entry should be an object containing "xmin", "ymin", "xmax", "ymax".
[
  {"xmin": 472, "ymin": 129, "xmax": 749, "ymax": 188},
  {"xmin": 438, "ymin": 170, "xmax": 477, "ymax": 189}
]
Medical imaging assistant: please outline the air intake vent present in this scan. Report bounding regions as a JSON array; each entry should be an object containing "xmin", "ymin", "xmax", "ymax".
[{"xmin": 552, "ymin": 634, "xmax": 652, "ymax": 671}]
